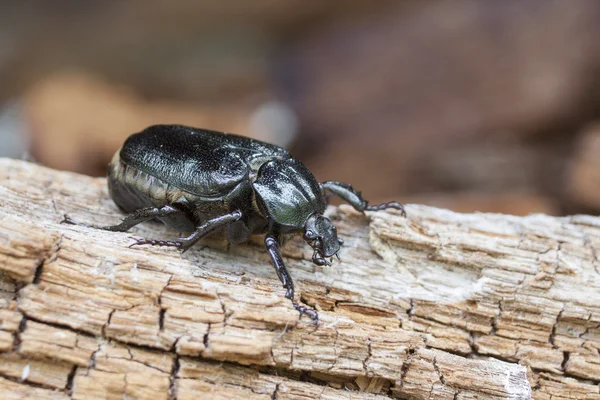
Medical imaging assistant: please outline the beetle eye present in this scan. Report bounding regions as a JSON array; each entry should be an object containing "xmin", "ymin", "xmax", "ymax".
[{"xmin": 304, "ymin": 230, "xmax": 316, "ymax": 240}]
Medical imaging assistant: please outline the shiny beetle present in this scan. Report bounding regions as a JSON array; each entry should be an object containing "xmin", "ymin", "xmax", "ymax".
[{"xmin": 63, "ymin": 125, "xmax": 405, "ymax": 321}]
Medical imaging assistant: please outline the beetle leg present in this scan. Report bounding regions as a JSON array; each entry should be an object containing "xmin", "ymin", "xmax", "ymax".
[
  {"xmin": 320, "ymin": 181, "xmax": 406, "ymax": 217},
  {"xmin": 61, "ymin": 206, "xmax": 180, "ymax": 232},
  {"xmin": 265, "ymin": 235, "xmax": 319, "ymax": 323},
  {"xmin": 129, "ymin": 210, "xmax": 243, "ymax": 252}
]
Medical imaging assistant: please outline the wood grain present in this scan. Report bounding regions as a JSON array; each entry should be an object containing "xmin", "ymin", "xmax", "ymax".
[{"xmin": 1, "ymin": 158, "xmax": 599, "ymax": 399}]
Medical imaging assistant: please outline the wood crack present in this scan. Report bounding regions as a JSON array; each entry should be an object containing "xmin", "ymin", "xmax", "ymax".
[{"xmin": 168, "ymin": 356, "xmax": 180, "ymax": 400}]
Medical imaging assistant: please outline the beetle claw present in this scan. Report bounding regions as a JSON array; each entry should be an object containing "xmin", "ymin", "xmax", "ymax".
[
  {"xmin": 128, "ymin": 237, "xmax": 143, "ymax": 248},
  {"xmin": 293, "ymin": 302, "xmax": 319, "ymax": 324},
  {"xmin": 60, "ymin": 214, "xmax": 79, "ymax": 225}
]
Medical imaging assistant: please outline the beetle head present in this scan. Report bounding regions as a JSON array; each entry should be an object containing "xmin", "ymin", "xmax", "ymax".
[{"xmin": 304, "ymin": 214, "xmax": 344, "ymax": 266}]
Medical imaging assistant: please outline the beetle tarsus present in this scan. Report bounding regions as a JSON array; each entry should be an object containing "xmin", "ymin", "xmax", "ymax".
[
  {"xmin": 129, "ymin": 237, "xmax": 182, "ymax": 249},
  {"xmin": 61, "ymin": 214, "xmax": 101, "ymax": 229},
  {"xmin": 293, "ymin": 303, "xmax": 319, "ymax": 323},
  {"xmin": 320, "ymin": 181, "xmax": 406, "ymax": 217},
  {"xmin": 365, "ymin": 201, "xmax": 406, "ymax": 217}
]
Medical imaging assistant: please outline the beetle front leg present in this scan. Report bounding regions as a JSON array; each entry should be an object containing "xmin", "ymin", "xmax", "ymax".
[
  {"xmin": 130, "ymin": 210, "xmax": 243, "ymax": 252},
  {"xmin": 320, "ymin": 181, "xmax": 406, "ymax": 217},
  {"xmin": 264, "ymin": 235, "xmax": 319, "ymax": 323},
  {"xmin": 61, "ymin": 205, "xmax": 181, "ymax": 231}
]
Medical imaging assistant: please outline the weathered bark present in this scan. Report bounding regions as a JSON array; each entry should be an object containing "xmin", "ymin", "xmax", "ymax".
[{"xmin": 1, "ymin": 158, "xmax": 598, "ymax": 399}]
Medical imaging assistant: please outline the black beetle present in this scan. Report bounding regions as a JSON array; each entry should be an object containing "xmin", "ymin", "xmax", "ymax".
[{"xmin": 63, "ymin": 125, "xmax": 405, "ymax": 322}]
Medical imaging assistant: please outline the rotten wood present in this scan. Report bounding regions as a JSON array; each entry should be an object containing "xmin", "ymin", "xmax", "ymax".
[{"xmin": 0, "ymin": 158, "xmax": 599, "ymax": 399}]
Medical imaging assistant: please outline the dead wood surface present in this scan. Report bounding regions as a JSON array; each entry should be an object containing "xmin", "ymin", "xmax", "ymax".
[{"xmin": 0, "ymin": 158, "xmax": 599, "ymax": 399}]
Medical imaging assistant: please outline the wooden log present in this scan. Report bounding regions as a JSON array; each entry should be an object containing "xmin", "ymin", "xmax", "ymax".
[{"xmin": 1, "ymin": 158, "xmax": 599, "ymax": 399}]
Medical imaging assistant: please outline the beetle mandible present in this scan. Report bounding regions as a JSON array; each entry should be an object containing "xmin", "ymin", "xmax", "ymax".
[{"xmin": 63, "ymin": 125, "xmax": 406, "ymax": 322}]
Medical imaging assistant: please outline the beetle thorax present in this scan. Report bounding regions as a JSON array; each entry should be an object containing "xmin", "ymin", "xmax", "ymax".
[{"xmin": 252, "ymin": 158, "xmax": 326, "ymax": 232}]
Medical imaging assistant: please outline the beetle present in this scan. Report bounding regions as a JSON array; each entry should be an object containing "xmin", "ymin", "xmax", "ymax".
[{"xmin": 63, "ymin": 125, "xmax": 405, "ymax": 322}]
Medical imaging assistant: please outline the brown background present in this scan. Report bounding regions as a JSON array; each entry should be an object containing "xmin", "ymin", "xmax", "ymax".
[{"xmin": 2, "ymin": 0, "xmax": 600, "ymax": 216}]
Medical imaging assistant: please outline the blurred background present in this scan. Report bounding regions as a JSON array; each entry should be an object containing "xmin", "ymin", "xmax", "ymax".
[{"xmin": 2, "ymin": 0, "xmax": 600, "ymax": 216}]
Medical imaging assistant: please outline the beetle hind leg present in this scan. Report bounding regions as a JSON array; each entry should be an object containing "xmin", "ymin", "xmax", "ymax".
[{"xmin": 61, "ymin": 205, "xmax": 181, "ymax": 232}]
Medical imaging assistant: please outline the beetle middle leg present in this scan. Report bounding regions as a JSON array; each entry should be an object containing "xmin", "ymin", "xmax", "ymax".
[
  {"xmin": 265, "ymin": 235, "xmax": 319, "ymax": 323},
  {"xmin": 61, "ymin": 205, "xmax": 181, "ymax": 231},
  {"xmin": 320, "ymin": 181, "xmax": 406, "ymax": 216},
  {"xmin": 130, "ymin": 210, "xmax": 243, "ymax": 252}
]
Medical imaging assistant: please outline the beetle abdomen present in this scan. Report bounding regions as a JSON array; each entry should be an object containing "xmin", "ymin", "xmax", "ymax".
[
  {"xmin": 108, "ymin": 151, "xmax": 200, "ymax": 231},
  {"xmin": 109, "ymin": 151, "xmax": 175, "ymax": 209}
]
